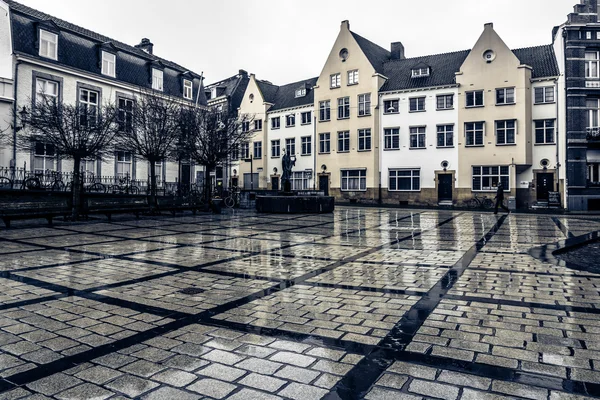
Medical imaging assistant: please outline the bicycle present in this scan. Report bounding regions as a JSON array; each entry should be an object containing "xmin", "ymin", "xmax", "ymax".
[
  {"xmin": 465, "ymin": 193, "xmax": 494, "ymax": 209},
  {"xmin": 224, "ymin": 189, "xmax": 240, "ymax": 208},
  {"xmin": 109, "ymin": 175, "xmax": 140, "ymax": 195},
  {"xmin": 22, "ymin": 170, "xmax": 65, "ymax": 191}
]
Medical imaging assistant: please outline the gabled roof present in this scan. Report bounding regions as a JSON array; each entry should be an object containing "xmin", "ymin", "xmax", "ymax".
[
  {"xmin": 256, "ymin": 80, "xmax": 279, "ymax": 104},
  {"xmin": 512, "ymin": 45, "xmax": 560, "ymax": 79},
  {"xmin": 269, "ymin": 77, "xmax": 319, "ymax": 112},
  {"xmin": 350, "ymin": 31, "xmax": 391, "ymax": 75},
  {"xmin": 205, "ymin": 71, "xmax": 250, "ymax": 111},
  {"xmin": 6, "ymin": 0, "xmax": 198, "ymax": 75}
]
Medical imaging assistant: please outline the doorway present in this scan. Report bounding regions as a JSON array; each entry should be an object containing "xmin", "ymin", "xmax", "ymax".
[
  {"xmin": 319, "ymin": 175, "xmax": 329, "ymax": 196},
  {"xmin": 437, "ymin": 174, "xmax": 453, "ymax": 202},
  {"xmin": 271, "ymin": 176, "xmax": 279, "ymax": 191},
  {"xmin": 536, "ymin": 173, "xmax": 554, "ymax": 202}
]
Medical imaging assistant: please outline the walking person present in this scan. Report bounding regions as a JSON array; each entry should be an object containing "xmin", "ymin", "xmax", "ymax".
[{"xmin": 494, "ymin": 181, "xmax": 510, "ymax": 214}]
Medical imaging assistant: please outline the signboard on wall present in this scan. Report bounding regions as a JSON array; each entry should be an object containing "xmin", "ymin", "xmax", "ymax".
[{"xmin": 548, "ymin": 192, "xmax": 560, "ymax": 207}]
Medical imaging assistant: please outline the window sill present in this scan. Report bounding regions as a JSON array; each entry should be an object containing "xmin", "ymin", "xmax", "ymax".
[
  {"xmin": 358, "ymin": 149, "xmax": 372, "ymax": 152},
  {"xmin": 271, "ymin": 156, "xmax": 280, "ymax": 159},
  {"xmin": 337, "ymin": 151, "xmax": 350, "ymax": 153},
  {"xmin": 534, "ymin": 142, "xmax": 556, "ymax": 146},
  {"xmin": 301, "ymin": 154, "xmax": 311, "ymax": 157},
  {"xmin": 383, "ymin": 148, "xmax": 400, "ymax": 151},
  {"xmin": 358, "ymin": 114, "xmax": 371, "ymax": 118},
  {"xmin": 347, "ymin": 83, "xmax": 359, "ymax": 86},
  {"xmin": 272, "ymin": 127, "xmax": 280, "ymax": 130},
  {"xmin": 301, "ymin": 122, "xmax": 312, "ymax": 126},
  {"xmin": 319, "ymin": 120, "xmax": 331, "ymax": 123},
  {"xmin": 534, "ymin": 102, "xmax": 555, "ymax": 105},
  {"xmin": 383, "ymin": 112, "xmax": 400, "ymax": 115},
  {"xmin": 330, "ymin": 86, "xmax": 341, "ymax": 90},
  {"xmin": 436, "ymin": 108, "xmax": 454, "ymax": 111},
  {"xmin": 465, "ymin": 145, "xmax": 485, "ymax": 147},
  {"xmin": 409, "ymin": 110, "xmax": 426, "ymax": 113},
  {"xmin": 465, "ymin": 105, "xmax": 484, "ymax": 109},
  {"xmin": 436, "ymin": 146, "xmax": 455, "ymax": 149},
  {"xmin": 337, "ymin": 117, "xmax": 350, "ymax": 120},
  {"xmin": 409, "ymin": 147, "xmax": 427, "ymax": 150},
  {"xmin": 496, "ymin": 103, "xmax": 516, "ymax": 106},
  {"xmin": 496, "ymin": 143, "xmax": 517, "ymax": 146},
  {"xmin": 388, "ymin": 190, "xmax": 421, "ymax": 192},
  {"xmin": 341, "ymin": 190, "xmax": 367, "ymax": 192},
  {"xmin": 286, "ymin": 125, "xmax": 295, "ymax": 128},
  {"xmin": 318, "ymin": 152, "xmax": 331, "ymax": 155}
]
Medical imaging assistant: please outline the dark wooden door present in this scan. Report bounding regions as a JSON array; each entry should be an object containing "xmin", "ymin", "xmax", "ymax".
[
  {"xmin": 271, "ymin": 176, "xmax": 279, "ymax": 191},
  {"xmin": 319, "ymin": 175, "xmax": 329, "ymax": 196},
  {"xmin": 536, "ymin": 173, "xmax": 553, "ymax": 201},
  {"xmin": 181, "ymin": 164, "xmax": 191, "ymax": 184},
  {"xmin": 438, "ymin": 174, "xmax": 453, "ymax": 201}
]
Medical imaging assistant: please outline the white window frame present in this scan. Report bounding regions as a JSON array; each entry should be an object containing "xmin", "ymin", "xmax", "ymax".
[
  {"xmin": 285, "ymin": 138, "xmax": 296, "ymax": 156},
  {"xmin": 358, "ymin": 93, "xmax": 371, "ymax": 116},
  {"xmin": 319, "ymin": 133, "xmax": 331, "ymax": 154},
  {"xmin": 409, "ymin": 97, "xmax": 425, "ymax": 112},
  {"xmin": 436, "ymin": 94, "xmax": 454, "ymax": 110},
  {"xmin": 254, "ymin": 119, "xmax": 262, "ymax": 131},
  {"xmin": 341, "ymin": 169, "xmax": 366, "ymax": 192},
  {"xmin": 534, "ymin": 86, "xmax": 555, "ymax": 104},
  {"xmin": 496, "ymin": 87, "xmax": 515, "ymax": 105},
  {"xmin": 338, "ymin": 97, "xmax": 350, "ymax": 119},
  {"xmin": 301, "ymin": 136, "xmax": 312, "ymax": 156},
  {"xmin": 183, "ymin": 79, "xmax": 193, "ymax": 100},
  {"xmin": 348, "ymin": 70, "xmax": 359, "ymax": 85},
  {"xmin": 319, "ymin": 100, "xmax": 331, "ymax": 122},
  {"xmin": 465, "ymin": 121, "xmax": 485, "ymax": 146},
  {"xmin": 466, "ymin": 90, "xmax": 484, "ymax": 107},
  {"xmin": 290, "ymin": 171, "xmax": 309, "ymax": 190},
  {"xmin": 384, "ymin": 99, "xmax": 399, "ymax": 114},
  {"xmin": 295, "ymin": 88, "xmax": 306, "ymax": 98},
  {"xmin": 242, "ymin": 121, "xmax": 250, "ymax": 133},
  {"xmin": 271, "ymin": 117, "xmax": 280, "ymax": 129},
  {"xmin": 330, "ymin": 73, "xmax": 341, "ymax": 88},
  {"xmin": 39, "ymin": 30, "xmax": 58, "ymax": 60},
  {"xmin": 101, "ymin": 51, "xmax": 116, "ymax": 77},
  {"xmin": 534, "ymin": 119, "xmax": 555, "ymax": 144},
  {"xmin": 253, "ymin": 141, "xmax": 262, "ymax": 159},
  {"xmin": 409, "ymin": 126, "xmax": 426, "ymax": 149},
  {"xmin": 384, "ymin": 128, "xmax": 400, "ymax": 150},
  {"xmin": 358, "ymin": 129, "xmax": 371, "ymax": 151},
  {"xmin": 436, "ymin": 125, "xmax": 454, "ymax": 148},
  {"xmin": 241, "ymin": 143, "xmax": 250, "ymax": 159},
  {"xmin": 472, "ymin": 166, "xmax": 510, "ymax": 192},
  {"xmin": 338, "ymin": 131, "xmax": 350, "ymax": 152},
  {"xmin": 271, "ymin": 140, "xmax": 281, "ymax": 157},
  {"xmin": 79, "ymin": 88, "xmax": 99, "ymax": 127},
  {"xmin": 286, "ymin": 114, "xmax": 295, "ymax": 127},
  {"xmin": 389, "ymin": 169, "xmax": 421, "ymax": 192},
  {"xmin": 588, "ymin": 99, "xmax": 600, "ymax": 128},
  {"xmin": 586, "ymin": 51, "xmax": 600, "ymax": 79},
  {"xmin": 35, "ymin": 78, "xmax": 59, "ymax": 105},
  {"xmin": 116, "ymin": 151, "xmax": 132, "ymax": 178},
  {"xmin": 301, "ymin": 111, "xmax": 312, "ymax": 125},
  {"xmin": 496, "ymin": 120, "xmax": 517, "ymax": 145},
  {"xmin": 33, "ymin": 141, "xmax": 56, "ymax": 174},
  {"xmin": 152, "ymin": 68, "xmax": 164, "ymax": 91},
  {"xmin": 411, "ymin": 68, "xmax": 430, "ymax": 77},
  {"xmin": 149, "ymin": 161, "xmax": 163, "ymax": 186},
  {"xmin": 589, "ymin": 163, "xmax": 600, "ymax": 184}
]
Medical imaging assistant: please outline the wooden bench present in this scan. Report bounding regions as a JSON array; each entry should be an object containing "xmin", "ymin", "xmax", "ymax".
[
  {"xmin": 0, "ymin": 192, "xmax": 71, "ymax": 228},
  {"xmin": 155, "ymin": 195, "xmax": 202, "ymax": 215},
  {"xmin": 84, "ymin": 195, "xmax": 149, "ymax": 221}
]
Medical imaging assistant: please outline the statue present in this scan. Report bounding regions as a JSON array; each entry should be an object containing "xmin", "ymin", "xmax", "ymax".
[{"xmin": 281, "ymin": 151, "xmax": 296, "ymax": 193}]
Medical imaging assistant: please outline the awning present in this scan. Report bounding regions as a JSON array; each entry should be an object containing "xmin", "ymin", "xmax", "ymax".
[{"xmin": 588, "ymin": 150, "xmax": 600, "ymax": 163}]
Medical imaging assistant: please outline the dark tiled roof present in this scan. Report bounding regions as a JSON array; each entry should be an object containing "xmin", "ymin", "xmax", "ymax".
[
  {"xmin": 256, "ymin": 80, "xmax": 279, "ymax": 104},
  {"xmin": 350, "ymin": 31, "xmax": 390, "ymax": 74},
  {"xmin": 512, "ymin": 45, "xmax": 560, "ymax": 78},
  {"xmin": 269, "ymin": 77, "xmax": 319, "ymax": 112},
  {"xmin": 205, "ymin": 71, "xmax": 250, "ymax": 113},
  {"xmin": 380, "ymin": 50, "xmax": 470, "ymax": 92}
]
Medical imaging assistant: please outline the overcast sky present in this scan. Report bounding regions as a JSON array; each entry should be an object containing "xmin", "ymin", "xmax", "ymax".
[{"xmin": 16, "ymin": 0, "xmax": 572, "ymax": 85}]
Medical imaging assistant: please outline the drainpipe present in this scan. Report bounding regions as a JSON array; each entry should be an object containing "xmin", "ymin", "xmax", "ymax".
[
  {"xmin": 11, "ymin": 60, "xmax": 20, "ymax": 180},
  {"xmin": 313, "ymin": 114, "xmax": 316, "ymax": 190},
  {"xmin": 555, "ymin": 76, "xmax": 560, "ymax": 195}
]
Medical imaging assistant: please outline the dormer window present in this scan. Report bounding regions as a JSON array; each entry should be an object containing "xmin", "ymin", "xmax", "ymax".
[
  {"xmin": 152, "ymin": 68, "xmax": 163, "ymax": 91},
  {"xmin": 183, "ymin": 80, "xmax": 193, "ymax": 100},
  {"xmin": 411, "ymin": 67, "xmax": 430, "ymax": 77},
  {"xmin": 295, "ymin": 88, "xmax": 306, "ymax": 98},
  {"xmin": 39, "ymin": 30, "xmax": 58, "ymax": 60},
  {"xmin": 101, "ymin": 51, "xmax": 116, "ymax": 77}
]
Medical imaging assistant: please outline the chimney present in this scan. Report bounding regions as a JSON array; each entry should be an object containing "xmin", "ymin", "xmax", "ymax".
[
  {"xmin": 135, "ymin": 38, "xmax": 154, "ymax": 55},
  {"xmin": 239, "ymin": 69, "xmax": 248, "ymax": 76},
  {"xmin": 391, "ymin": 42, "xmax": 405, "ymax": 60},
  {"xmin": 484, "ymin": 22, "xmax": 493, "ymax": 29},
  {"xmin": 341, "ymin": 20, "xmax": 350, "ymax": 30}
]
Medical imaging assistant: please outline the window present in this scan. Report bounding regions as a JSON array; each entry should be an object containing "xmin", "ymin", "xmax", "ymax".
[
  {"xmin": 290, "ymin": 171, "xmax": 309, "ymax": 190},
  {"xmin": 358, "ymin": 94, "xmax": 371, "ymax": 116},
  {"xmin": 35, "ymin": 78, "xmax": 59, "ymax": 106},
  {"xmin": 358, "ymin": 129, "xmax": 371, "ymax": 151},
  {"xmin": 534, "ymin": 87, "xmax": 555, "ymax": 104},
  {"xmin": 295, "ymin": 88, "xmax": 306, "ymax": 98},
  {"xmin": 319, "ymin": 101, "xmax": 331, "ymax": 122},
  {"xmin": 253, "ymin": 141, "xmax": 262, "ymax": 159},
  {"xmin": 243, "ymin": 173, "xmax": 259, "ymax": 189},
  {"xmin": 589, "ymin": 163, "xmax": 600, "ymax": 184},
  {"xmin": 116, "ymin": 151, "xmax": 132, "ymax": 178},
  {"xmin": 465, "ymin": 122, "xmax": 485, "ymax": 146},
  {"xmin": 588, "ymin": 98, "xmax": 600, "ymax": 128},
  {"xmin": 348, "ymin": 70, "xmax": 359, "ymax": 85},
  {"xmin": 586, "ymin": 52, "xmax": 600, "ymax": 79},
  {"xmin": 437, "ymin": 94, "xmax": 454, "ymax": 110},
  {"xmin": 81, "ymin": 158, "xmax": 96, "ymax": 175},
  {"xmin": 39, "ymin": 30, "xmax": 58, "ymax": 60},
  {"xmin": 409, "ymin": 127, "xmax": 426, "ymax": 149},
  {"xmin": 286, "ymin": 114, "xmax": 295, "ymax": 127},
  {"xmin": 330, "ymin": 73, "xmax": 341, "ymax": 88},
  {"xmin": 389, "ymin": 169, "xmax": 420, "ymax": 191},
  {"xmin": 319, "ymin": 133, "xmax": 331, "ymax": 153},
  {"xmin": 150, "ymin": 162, "xmax": 163, "ymax": 186},
  {"xmin": 271, "ymin": 140, "xmax": 281, "ymax": 157},
  {"xmin": 232, "ymin": 145, "xmax": 239, "ymax": 160},
  {"xmin": 338, "ymin": 97, "xmax": 350, "ymax": 119},
  {"xmin": 301, "ymin": 136, "xmax": 312, "ymax": 155},
  {"xmin": 101, "ymin": 51, "xmax": 116, "ymax": 77},
  {"xmin": 472, "ymin": 166, "xmax": 510, "ymax": 191},
  {"xmin": 466, "ymin": 90, "xmax": 484, "ymax": 107},
  {"xmin": 384, "ymin": 99, "xmax": 399, "ymax": 114},
  {"xmin": 183, "ymin": 79, "xmax": 193, "ymax": 100},
  {"xmin": 496, "ymin": 120, "xmax": 516, "ymax": 145},
  {"xmin": 496, "ymin": 88, "xmax": 515, "ymax": 105},
  {"xmin": 338, "ymin": 131, "xmax": 350, "ymax": 152},
  {"xmin": 242, "ymin": 121, "xmax": 250, "ymax": 133},
  {"xmin": 285, "ymin": 138, "xmax": 296, "ymax": 156},
  {"xmin": 152, "ymin": 68, "xmax": 163, "ymax": 91},
  {"xmin": 384, "ymin": 128, "xmax": 400, "ymax": 150},
  {"xmin": 341, "ymin": 170, "xmax": 366, "ymax": 191},
  {"xmin": 411, "ymin": 68, "xmax": 429, "ymax": 77},
  {"xmin": 241, "ymin": 142, "xmax": 250, "ymax": 159},
  {"xmin": 409, "ymin": 97, "xmax": 425, "ymax": 112},
  {"xmin": 254, "ymin": 119, "xmax": 262, "ymax": 131},
  {"xmin": 33, "ymin": 142, "xmax": 55, "ymax": 174},
  {"xmin": 437, "ymin": 125, "xmax": 454, "ymax": 147},
  {"xmin": 79, "ymin": 88, "xmax": 99, "ymax": 127},
  {"xmin": 301, "ymin": 111, "xmax": 312, "ymax": 125},
  {"xmin": 588, "ymin": 31, "xmax": 593, "ymax": 40},
  {"xmin": 535, "ymin": 120, "xmax": 555, "ymax": 144},
  {"xmin": 118, "ymin": 97, "xmax": 134, "ymax": 133},
  {"xmin": 272, "ymin": 117, "xmax": 280, "ymax": 129}
]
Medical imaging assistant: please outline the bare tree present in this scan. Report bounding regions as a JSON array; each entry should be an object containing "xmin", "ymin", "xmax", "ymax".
[
  {"xmin": 115, "ymin": 90, "xmax": 181, "ymax": 207},
  {"xmin": 16, "ymin": 95, "xmax": 120, "ymax": 218},
  {"xmin": 180, "ymin": 106, "xmax": 253, "ymax": 202}
]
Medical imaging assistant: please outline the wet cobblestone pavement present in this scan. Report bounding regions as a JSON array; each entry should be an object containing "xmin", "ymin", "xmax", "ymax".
[
  {"xmin": 1, "ymin": 208, "xmax": 600, "ymax": 399},
  {"xmin": 555, "ymin": 240, "xmax": 600, "ymax": 273}
]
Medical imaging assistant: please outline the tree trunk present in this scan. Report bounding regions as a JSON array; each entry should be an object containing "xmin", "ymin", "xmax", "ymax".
[
  {"xmin": 149, "ymin": 159, "xmax": 157, "ymax": 209},
  {"xmin": 72, "ymin": 156, "xmax": 82, "ymax": 220},
  {"xmin": 204, "ymin": 166, "xmax": 212, "ymax": 205}
]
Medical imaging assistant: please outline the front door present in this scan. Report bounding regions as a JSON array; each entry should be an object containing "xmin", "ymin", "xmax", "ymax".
[
  {"xmin": 319, "ymin": 175, "xmax": 329, "ymax": 196},
  {"xmin": 536, "ymin": 173, "xmax": 554, "ymax": 201},
  {"xmin": 181, "ymin": 164, "xmax": 191, "ymax": 184},
  {"xmin": 438, "ymin": 174, "xmax": 453, "ymax": 202},
  {"xmin": 271, "ymin": 176, "xmax": 279, "ymax": 191}
]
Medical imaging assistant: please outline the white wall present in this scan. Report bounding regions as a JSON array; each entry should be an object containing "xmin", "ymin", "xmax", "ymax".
[
  {"xmin": 380, "ymin": 88, "xmax": 459, "ymax": 190},
  {"xmin": 0, "ymin": 1, "xmax": 12, "ymax": 80}
]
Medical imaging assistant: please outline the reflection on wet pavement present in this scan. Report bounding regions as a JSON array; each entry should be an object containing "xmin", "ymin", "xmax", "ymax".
[{"xmin": 0, "ymin": 209, "xmax": 599, "ymax": 399}]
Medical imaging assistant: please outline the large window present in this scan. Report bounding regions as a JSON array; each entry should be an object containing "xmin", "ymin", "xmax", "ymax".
[
  {"xmin": 301, "ymin": 111, "xmax": 312, "ymax": 125},
  {"xmin": 496, "ymin": 88, "xmax": 515, "ymax": 105},
  {"xmin": 118, "ymin": 97, "xmax": 134, "ymax": 133},
  {"xmin": 535, "ymin": 120, "xmax": 555, "ymax": 144},
  {"xmin": 338, "ymin": 97, "xmax": 350, "ymax": 119},
  {"xmin": 384, "ymin": 128, "xmax": 400, "ymax": 150},
  {"xmin": 79, "ymin": 88, "xmax": 99, "ymax": 127},
  {"xmin": 586, "ymin": 51, "xmax": 600, "ymax": 79},
  {"xmin": 496, "ymin": 120, "xmax": 516, "ymax": 145},
  {"xmin": 150, "ymin": 162, "xmax": 163, "ymax": 186},
  {"xmin": 271, "ymin": 140, "xmax": 281, "ymax": 157},
  {"xmin": 338, "ymin": 131, "xmax": 350, "ymax": 152},
  {"xmin": 358, "ymin": 129, "xmax": 371, "ymax": 151},
  {"xmin": 437, "ymin": 125, "xmax": 454, "ymax": 147},
  {"xmin": 389, "ymin": 169, "xmax": 420, "ymax": 191},
  {"xmin": 101, "ymin": 51, "xmax": 116, "ymax": 77},
  {"xmin": 272, "ymin": 117, "xmax": 280, "ymax": 129},
  {"xmin": 39, "ymin": 30, "xmax": 58, "ymax": 60},
  {"xmin": 358, "ymin": 94, "xmax": 371, "ymax": 116},
  {"xmin": 253, "ymin": 141, "xmax": 262, "ymax": 159},
  {"xmin": 291, "ymin": 171, "xmax": 309, "ymax": 190},
  {"xmin": 330, "ymin": 73, "xmax": 341, "ymax": 88},
  {"xmin": 301, "ymin": 136, "xmax": 312, "ymax": 156},
  {"xmin": 409, "ymin": 127, "xmax": 426, "ymax": 149},
  {"xmin": 472, "ymin": 166, "xmax": 510, "ymax": 191},
  {"xmin": 341, "ymin": 170, "xmax": 366, "ymax": 191},
  {"xmin": 241, "ymin": 143, "xmax": 250, "ymax": 159},
  {"xmin": 116, "ymin": 151, "xmax": 132, "ymax": 178},
  {"xmin": 183, "ymin": 79, "xmax": 193, "ymax": 100},
  {"xmin": 319, "ymin": 101, "xmax": 331, "ymax": 122},
  {"xmin": 285, "ymin": 138, "xmax": 296, "ymax": 156},
  {"xmin": 33, "ymin": 142, "xmax": 55, "ymax": 174},
  {"xmin": 348, "ymin": 70, "xmax": 359, "ymax": 85},
  {"xmin": 465, "ymin": 122, "xmax": 485, "ymax": 146},
  {"xmin": 286, "ymin": 114, "xmax": 295, "ymax": 127},
  {"xmin": 409, "ymin": 97, "xmax": 425, "ymax": 112},
  {"xmin": 254, "ymin": 119, "xmax": 262, "ymax": 131},
  {"xmin": 412, "ymin": 68, "xmax": 430, "ymax": 77},
  {"xmin": 35, "ymin": 78, "xmax": 59, "ymax": 106},
  {"xmin": 437, "ymin": 94, "xmax": 454, "ymax": 110},
  {"xmin": 588, "ymin": 99, "xmax": 600, "ymax": 128},
  {"xmin": 466, "ymin": 90, "xmax": 484, "ymax": 107},
  {"xmin": 534, "ymin": 87, "xmax": 554, "ymax": 104},
  {"xmin": 152, "ymin": 68, "xmax": 163, "ymax": 91},
  {"xmin": 319, "ymin": 133, "xmax": 330, "ymax": 153},
  {"xmin": 589, "ymin": 163, "xmax": 600, "ymax": 184},
  {"xmin": 384, "ymin": 99, "xmax": 399, "ymax": 114}
]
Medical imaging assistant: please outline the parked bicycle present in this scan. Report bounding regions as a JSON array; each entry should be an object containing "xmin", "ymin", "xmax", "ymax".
[
  {"xmin": 22, "ymin": 170, "xmax": 66, "ymax": 191},
  {"xmin": 0, "ymin": 177, "xmax": 13, "ymax": 189},
  {"xmin": 108, "ymin": 175, "xmax": 140, "ymax": 195},
  {"xmin": 224, "ymin": 189, "xmax": 240, "ymax": 208},
  {"xmin": 465, "ymin": 194, "xmax": 494, "ymax": 209}
]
